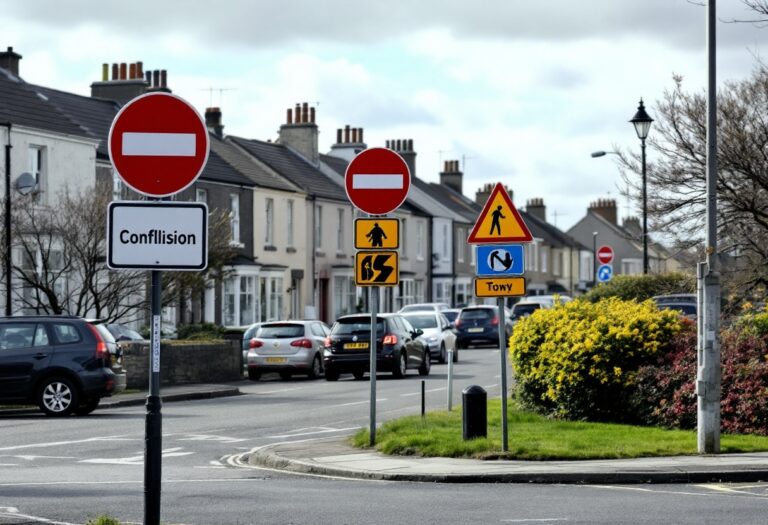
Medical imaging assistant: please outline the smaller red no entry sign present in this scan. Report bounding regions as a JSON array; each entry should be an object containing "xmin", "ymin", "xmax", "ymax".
[
  {"xmin": 109, "ymin": 92, "xmax": 209, "ymax": 198},
  {"xmin": 597, "ymin": 245, "xmax": 614, "ymax": 265},
  {"xmin": 345, "ymin": 147, "xmax": 411, "ymax": 215}
]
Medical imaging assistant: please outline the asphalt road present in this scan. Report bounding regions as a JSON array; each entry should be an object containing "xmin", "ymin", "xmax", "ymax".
[{"xmin": 1, "ymin": 348, "xmax": 767, "ymax": 524}]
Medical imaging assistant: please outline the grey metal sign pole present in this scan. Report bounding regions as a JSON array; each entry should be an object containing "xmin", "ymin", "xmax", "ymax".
[
  {"xmin": 145, "ymin": 270, "xmax": 163, "ymax": 524},
  {"xmin": 447, "ymin": 347, "xmax": 454, "ymax": 411},
  {"xmin": 369, "ymin": 286, "xmax": 379, "ymax": 446},
  {"xmin": 498, "ymin": 298, "xmax": 508, "ymax": 452},
  {"xmin": 698, "ymin": 0, "xmax": 721, "ymax": 454}
]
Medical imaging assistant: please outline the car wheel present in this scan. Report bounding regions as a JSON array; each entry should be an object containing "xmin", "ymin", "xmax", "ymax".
[
  {"xmin": 352, "ymin": 369, "xmax": 365, "ymax": 380},
  {"xmin": 307, "ymin": 355, "xmax": 323, "ymax": 379},
  {"xmin": 392, "ymin": 352, "xmax": 407, "ymax": 379},
  {"xmin": 438, "ymin": 343, "xmax": 446, "ymax": 364},
  {"xmin": 279, "ymin": 371, "xmax": 292, "ymax": 380},
  {"xmin": 418, "ymin": 350, "xmax": 431, "ymax": 376},
  {"xmin": 75, "ymin": 397, "xmax": 100, "ymax": 416},
  {"xmin": 248, "ymin": 368, "xmax": 262, "ymax": 381},
  {"xmin": 325, "ymin": 368, "xmax": 340, "ymax": 381},
  {"xmin": 38, "ymin": 377, "xmax": 79, "ymax": 417}
]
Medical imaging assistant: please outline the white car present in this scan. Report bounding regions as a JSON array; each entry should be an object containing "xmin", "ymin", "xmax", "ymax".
[
  {"xmin": 398, "ymin": 302, "xmax": 451, "ymax": 314},
  {"xmin": 246, "ymin": 320, "xmax": 330, "ymax": 380},
  {"xmin": 401, "ymin": 311, "xmax": 458, "ymax": 363}
]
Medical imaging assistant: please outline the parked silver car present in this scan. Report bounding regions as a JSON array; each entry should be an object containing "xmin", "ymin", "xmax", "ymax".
[
  {"xmin": 402, "ymin": 311, "xmax": 458, "ymax": 363},
  {"xmin": 398, "ymin": 302, "xmax": 451, "ymax": 314},
  {"xmin": 246, "ymin": 321, "xmax": 330, "ymax": 380}
]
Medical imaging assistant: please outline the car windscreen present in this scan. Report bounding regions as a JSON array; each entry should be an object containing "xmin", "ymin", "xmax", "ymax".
[
  {"xmin": 331, "ymin": 318, "xmax": 386, "ymax": 336},
  {"xmin": 512, "ymin": 304, "xmax": 540, "ymax": 317},
  {"xmin": 399, "ymin": 305, "xmax": 429, "ymax": 313},
  {"xmin": 403, "ymin": 314, "xmax": 437, "ymax": 329},
  {"xmin": 460, "ymin": 308, "xmax": 494, "ymax": 320},
  {"xmin": 256, "ymin": 324, "xmax": 304, "ymax": 339},
  {"xmin": 403, "ymin": 314, "xmax": 438, "ymax": 329},
  {"xmin": 442, "ymin": 311, "xmax": 458, "ymax": 323}
]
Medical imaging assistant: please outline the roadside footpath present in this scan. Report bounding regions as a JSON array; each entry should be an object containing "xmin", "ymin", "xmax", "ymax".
[{"xmin": 249, "ymin": 436, "xmax": 768, "ymax": 484}]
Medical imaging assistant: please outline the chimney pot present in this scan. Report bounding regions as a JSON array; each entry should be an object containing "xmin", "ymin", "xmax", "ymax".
[
  {"xmin": 352, "ymin": 128, "xmax": 358, "ymax": 143},
  {"xmin": 287, "ymin": 108, "xmax": 292, "ymax": 124},
  {"xmin": 302, "ymin": 102, "xmax": 309, "ymax": 123},
  {"xmin": 136, "ymin": 61, "xmax": 143, "ymax": 80},
  {"xmin": 152, "ymin": 70, "xmax": 160, "ymax": 87},
  {"xmin": 119, "ymin": 63, "xmax": 127, "ymax": 80},
  {"xmin": 129, "ymin": 63, "xmax": 136, "ymax": 80},
  {"xmin": 310, "ymin": 106, "xmax": 315, "ymax": 124},
  {"xmin": 160, "ymin": 69, "xmax": 167, "ymax": 88},
  {"xmin": 344, "ymin": 125, "xmax": 350, "ymax": 143},
  {"xmin": 336, "ymin": 129, "xmax": 342, "ymax": 143},
  {"xmin": 101, "ymin": 63, "xmax": 109, "ymax": 82},
  {"xmin": 359, "ymin": 128, "xmax": 364, "ymax": 143}
]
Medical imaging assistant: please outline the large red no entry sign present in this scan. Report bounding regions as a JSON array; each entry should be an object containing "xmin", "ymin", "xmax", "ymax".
[
  {"xmin": 597, "ymin": 245, "xmax": 614, "ymax": 265},
  {"xmin": 345, "ymin": 147, "xmax": 411, "ymax": 215},
  {"xmin": 109, "ymin": 92, "xmax": 209, "ymax": 197}
]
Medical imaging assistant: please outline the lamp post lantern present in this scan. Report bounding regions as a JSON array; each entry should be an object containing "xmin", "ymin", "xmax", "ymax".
[{"xmin": 629, "ymin": 99, "xmax": 654, "ymax": 274}]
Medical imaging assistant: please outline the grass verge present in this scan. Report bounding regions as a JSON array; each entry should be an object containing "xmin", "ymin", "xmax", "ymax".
[{"xmin": 351, "ymin": 399, "xmax": 768, "ymax": 460}]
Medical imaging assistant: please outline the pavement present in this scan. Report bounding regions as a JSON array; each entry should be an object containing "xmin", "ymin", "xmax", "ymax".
[{"xmin": 5, "ymin": 382, "xmax": 768, "ymax": 484}]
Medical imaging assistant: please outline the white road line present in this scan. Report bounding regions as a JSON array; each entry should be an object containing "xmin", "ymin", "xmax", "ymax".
[
  {"xmin": 0, "ymin": 506, "xmax": 77, "ymax": 525},
  {"xmin": 483, "ymin": 384, "xmax": 498, "ymax": 389},
  {"xmin": 330, "ymin": 399, "xmax": 387, "ymax": 408},
  {"xmin": 266, "ymin": 426, "xmax": 359, "ymax": 439},
  {"xmin": 401, "ymin": 387, "xmax": 445, "ymax": 397},
  {"xmin": 694, "ymin": 484, "xmax": 768, "ymax": 497},
  {"xmin": 501, "ymin": 519, "xmax": 568, "ymax": 523},
  {"xmin": 0, "ymin": 435, "xmax": 131, "ymax": 452},
  {"xmin": 352, "ymin": 173, "xmax": 403, "ymax": 189},
  {"xmin": 122, "ymin": 132, "xmax": 196, "ymax": 156},
  {"xmin": 177, "ymin": 434, "xmax": 248, "ymax": 443},
  {"xmin": 255, "ymin": 387, "xmax": 305, "ymax": 394}
]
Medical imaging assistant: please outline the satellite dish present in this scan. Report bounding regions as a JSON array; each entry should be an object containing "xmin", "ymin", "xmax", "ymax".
[{"xmin": 15, "ymin": 172, "xmax": 36, "ymax": 195}]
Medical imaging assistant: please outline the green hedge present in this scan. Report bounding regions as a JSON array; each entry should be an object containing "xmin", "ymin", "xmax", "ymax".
[{"xmin": 582, "ymin": 273, "xmax": 695, "ymax": 303}]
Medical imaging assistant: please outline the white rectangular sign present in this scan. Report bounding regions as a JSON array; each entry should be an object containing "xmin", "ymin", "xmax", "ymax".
[{"xmin": 107, "ymin": 201, "xmax": 208, "ymax": 270}]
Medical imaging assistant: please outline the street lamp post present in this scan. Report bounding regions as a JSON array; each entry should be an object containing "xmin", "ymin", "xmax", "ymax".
[
  {"xmin": 629, "ymin": 99, "xmax": 654, "ymax": 274},
  {"xmin": 3, "ymin": 122, "xmax": 11, "ymax": 316}
]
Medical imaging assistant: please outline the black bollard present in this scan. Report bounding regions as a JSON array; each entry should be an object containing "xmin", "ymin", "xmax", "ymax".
[{"xmin": 462, "ymin": 385, "xmax": 487, "ymax": 440}]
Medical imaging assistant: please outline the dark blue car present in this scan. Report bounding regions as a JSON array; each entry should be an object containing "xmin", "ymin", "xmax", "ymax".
[{"xmin": 455, "ymin": 305, "xmax": 513, "ymax": 349}]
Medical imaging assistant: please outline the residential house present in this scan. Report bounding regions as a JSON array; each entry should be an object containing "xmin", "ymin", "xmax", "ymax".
[
  {"xmin": 229, "ymin": 103, "xmax": 358, "ymax": 324},
  {"xmin": 321, "ymin": 128, "xmax": 431, "ymax": 313}
]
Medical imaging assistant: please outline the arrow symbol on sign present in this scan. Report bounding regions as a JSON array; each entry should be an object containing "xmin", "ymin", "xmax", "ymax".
[{"xmin": 372, "ymin": 254, "xmax": 394, "ymax": 283}]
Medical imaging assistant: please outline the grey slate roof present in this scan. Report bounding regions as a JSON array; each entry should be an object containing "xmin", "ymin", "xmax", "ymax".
[
  {"xmin": 214, "ymin": 137, "xmax": 297, "ymax": 192},
  {"xmin": 426, "ymin": 182, "xmax": 479, "ymax": 223},
  {"xmin": 0, "ymin": 68, "xmax": 94, "ymax": 139},
  {"xmin": 203, "ymin": 134, "xmax": 257, "ymax": 187},
  {"xmin": 33, "ymin": 85, "xmax": 120, "ymax": 158},
  {"xmin": 230, "ymin": 137, "xmax": 348, "ymax": 202}
]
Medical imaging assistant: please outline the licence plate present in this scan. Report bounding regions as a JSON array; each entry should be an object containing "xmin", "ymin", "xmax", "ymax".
[
  {"xmin": 265, "ymin": 357, "xmax": 288, "ymax": 364},
  {"xmin": 468, "ymin": 327, "xmax": 484, "ymax": 333},
  {"xmin": 344, "ymin": 342, "xmax": 369, "ymax": 350}
]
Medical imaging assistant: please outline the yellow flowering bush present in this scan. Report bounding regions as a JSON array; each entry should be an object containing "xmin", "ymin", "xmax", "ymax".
[{"xmin": 509, "ymin": 297, "xmax": 681, "ymax": 422}]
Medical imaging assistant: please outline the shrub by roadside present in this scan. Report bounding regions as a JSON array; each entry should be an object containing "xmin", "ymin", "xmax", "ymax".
[
  {"xmin": 634, "ymin": 312, "xmax": 768, "ymax": 435},
  {"xmin": 509, "ymin": 297, "xmax": 681, "ymax": 422},
  {"xmin": 582, "ymin": 273, "xmax": 695, "ymax": 303}
]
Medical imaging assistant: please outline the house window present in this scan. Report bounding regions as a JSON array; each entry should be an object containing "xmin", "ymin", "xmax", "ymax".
[
  {"xmin": 287, "ymin": 199, "xmax": 294, "ymax": 247},
  {"xmin": 314, "ymin": 205, "xmax": 322, "ymax": 249},
  {"xmin": 28, "ymin": 145, "xmax": 45, "ymax": 202},
  {"xmin": 415, "ymin": 280, "xmax": 425, "ymax": 302},
  {"xmin": 269, "ymin": 277, "xmax": 283, "ymax": 320},
  {"xmin": 223, "ymin": 278, "xmax": 236, "ymax": 326},
  {"xmin": 442, "ymin": 223, "xmax": 449, "ymax": 259},
  {"xmin": 553, "ymin": 250, "xmax": 562, "ymax": 277},
  {"xmin": 416, "ymin": 221, "xmax": 424, "ymax": 260},
  {"xmin": 541, "ymin": 247, "xmax": 548, "ymax": 273},
  {"xmin": 196, "ymin": 188, "xmax": 207, "ymax": 203},
  {"xmin": 337, "ymin": 208, "xmax": 344, "ymax": 252},
  {"xmin": 397, "ymin": 279, "xmax": 415, "ymax": 309},
  {"xmin": 455, "ymin": 282, "xmax": 468, "ymax": 306},
  {"xmin": 333, "ymin": 275, "xmax": 356, "ymax": 319},
  {"xmin": 470, "ymin": 244, "xmax": 476, "ymax": 267},
  {"xmin": 265, "ymin": 198, "xmax": 274, "ymax": 245},
  {"xmin": 621, "ymin": 259, "xmax": 643, "ymax": 276},
  {"xmin": 229, "ymin": 194, "xmax": 240, "ymax": 246},
  {"xmin": 239, "ymin": 276, "xmax": 255, "ymax": 326},
  {"xmin": 457, "ymin": 227, "xmax": 465, "ymax": 263}
]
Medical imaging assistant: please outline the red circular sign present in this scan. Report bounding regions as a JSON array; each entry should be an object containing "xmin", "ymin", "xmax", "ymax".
[
  {"xmin": 108, "ymin": 92, "xmax": 209, "ymax": 197},
  {"xmin": 597, "ymin": 245, "xmax": 614, "ymax": 265},
  {"xmin": 344, "ymin": 147, "xmax": 411, "ymax": 215}
]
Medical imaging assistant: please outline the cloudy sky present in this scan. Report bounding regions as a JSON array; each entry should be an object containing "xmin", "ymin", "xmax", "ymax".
[{"xmin": 3, "ymin": 0, "xmax": 767, "ymax": 230}]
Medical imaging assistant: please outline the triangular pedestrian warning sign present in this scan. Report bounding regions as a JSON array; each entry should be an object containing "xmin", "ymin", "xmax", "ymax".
[{"xmin": 468, "ymin": 183, "xmax": 533, "ymax": 244}]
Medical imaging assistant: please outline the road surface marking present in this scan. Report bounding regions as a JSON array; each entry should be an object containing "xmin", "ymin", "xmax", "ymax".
[
  {"xmin": 177, "ymin": 434, "xmax": 247, "ymax": 443},
  {"xmin": 401, "ymin": 387, "xmax": 445, "ymax": 397},
  {"xmin": 501, "ymin": 520, "xmax": 568, "ymax": 523},
  {"xmin": 0, "ymin": 506, "xmax": 77, "ymax": 525},
  {"xmin": 266, "ymin": 426, "xmax": 359, "ymax": 439},
  {"xmin": 255, "ymin": 387, "xmax": 305, "ymax": 394},
  {"xmin": 0, "ymin": 435, "xmax": 132, "ymax": 452},
  {"xmin": 122, "ymin": 132, "xmax": 196, "ymax": 156},
  {"xmin": 81, "ymin": 447, "xmax": 194, "ymax": 465},
  {"xmin": 330, "ymin": 399, "xmax": 387, "ymax": 408}
]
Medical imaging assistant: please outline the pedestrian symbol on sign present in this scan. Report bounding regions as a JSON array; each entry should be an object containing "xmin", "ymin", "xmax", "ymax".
[{"xmin": 365, "ymin": 222, "xmax": 388, "ymax": 247}]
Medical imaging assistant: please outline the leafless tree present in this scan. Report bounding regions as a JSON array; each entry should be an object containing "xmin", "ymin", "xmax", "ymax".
[{"xmin": 615, "ymin": 70, "xmax": 768, "ymax": 293}]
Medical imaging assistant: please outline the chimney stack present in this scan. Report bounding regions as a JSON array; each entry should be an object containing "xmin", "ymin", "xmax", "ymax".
[
  {"xmin": 205, "ymin": 107, "xmax": 224, "ymax": 138},
  {"xmin": 589, "ymin": 198, "xmax": 618, "ymax": 225},
  {"xmin": 440, "ymin": 159, "xmax": 464, "ymax": 195},
  {"xmin": 387, "ymin": 138, "xmax": 416, "ymax": 178},
  {"xmin": 278, "ymin": 101, "xmax": 319, "ymax": 164},
  {"xmin": 91, "ymin": 60, "xmax": 157, "ymax": 103},
  {"xmin": 328, "ymin": 124, "xmax": 368, "ymax": 161},
  {"xmin": 526, "ymin": 198, "xmax": 546, "ymax": 222},
  {"xmin": 0, "ymin": 46, "xmax": 22, "ymax": 76},
  {"xmin": 622, "ymin": 216, "xmax": 642, "ymax": 237}
]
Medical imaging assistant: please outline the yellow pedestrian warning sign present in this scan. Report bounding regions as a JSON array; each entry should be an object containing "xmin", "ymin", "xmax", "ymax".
[
  {"xmin": 355, "ymin": 218, "xmax": 399, "ymax": 250},
  {"xmin": 474, "ymin": 277, "xmax": 526, "ymax": 297},
  {"xmin": 468, "ymin": 183, "xmax": 533, "ymax": 244},
  {"xmin": 355, "ymin": 251, "xmax": 399, "ymax": 286}
]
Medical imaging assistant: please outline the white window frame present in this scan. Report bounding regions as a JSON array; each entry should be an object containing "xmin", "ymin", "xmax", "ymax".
[
  {"xmin": 416, "ymin": 221, "xmax": 424, "ymax": 261},
  {"xmin": 265, "ymin": 198, "xmax": 274, "ymax": 245},
  {"xmin": 541, "ymin": 246, "xmax": 548, "ymax": 273},
  {"xmin": 314, "ymin": 205, "xmax": 322, "ymax": 250},
  {"xmin": 457, "ymin": 227, "xmax": 465, "ymax": 263},
  {"xmin": 286, "ymin": 199, "xmax": 294, "ymax": 247},
  {"xmin": 337, "ymin": 208, "xmax": 344, "ymax": 252},
  {"xmin": 229, "ymin": 193, "xmax": 242, "ymax": 247},
  {"xmin": 28, "ymin": 145, "xmax": 45, "ymax": 203},
  {"xmin": 195, "ymin": 188, "xmax": 207, "ymax": 203}
]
